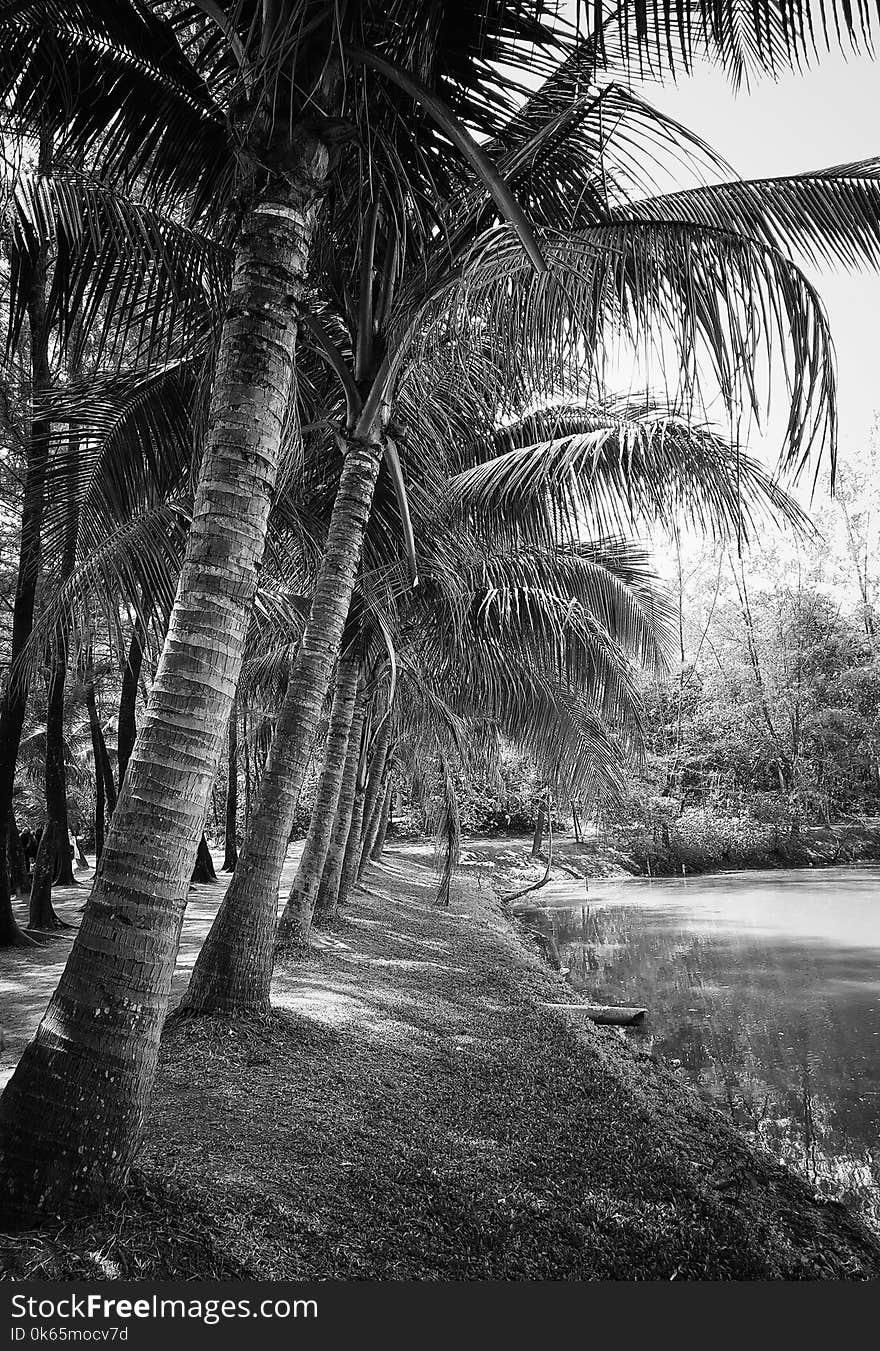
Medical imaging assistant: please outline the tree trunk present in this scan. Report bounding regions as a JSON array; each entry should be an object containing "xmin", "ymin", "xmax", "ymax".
[
  {"xmin": 28, "ymin": 821, "xmax": 69, "ymax": 930},
  {"xmin": 191, "ymin": 835, "xmax": 217, "ymax": 885},
  {"xmin": 532, "ymin": 800, "xmax": 546, "ymax": 857},
  {"xmin": 337, "ymin": 759, "xmax": 369, "ymax": 910},
  {"xmin": 340, "ymin": 708, "xmax": 391, "ymax": 901},
  {"xmin": 313, "ymin": 694, "xmax": 367, "ymax": 928},
  {"xmin": 116, "ymin": 614, "xmax": 146, "ymax": 794},
  {"xmin": 242, "ymin": 704, "xmax": 252, "ymax": 830},
  {"xmin": 93, "ymin": 760, "xmax": 105, "ymax": 864},
  {"xmin": 370, "ymin": 778, "xmax": 393, "ymax": 862},
  {"xmin": 29, "ymin": 404, "xmax": 82, "ymax": 928},
  {"xmin": 358, "ymin": 738, "xmax": 393, "ymax": 879},
  {"xmin": 0, "ymin": 148, "xmax": 330, "ymax": 1218},
  {"xmin": 571, "ymin": 799, "xmax": 582, "ymax": 843},
  {"xmin": 0, "ymin": 140, "xmax": 51, "ymax": 950},
  {"xmin": 177, "ymin": 430, "xmax": 384, "ymax": 1017},
  {"xmin": 6, "ymin": 815, "xmax": 28, "ymax": 898},
  {"xmin": 222, "ymin": 700, "xmax": 238, "ymax": 872},
  {"xmin": 84, "ymin": 661, "xmax": 116, "ymax": 826},
  {"xmin": 33, "ymin": 662, "xmax": 75, "ymax": 903},
  {"xmin": 275, "ymin": 649, "xmax": 360, "ymax": 951}
]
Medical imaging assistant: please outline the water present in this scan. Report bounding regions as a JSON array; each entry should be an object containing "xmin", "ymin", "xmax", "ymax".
[{"xmin": 518, "ymin": 866, "xmax": 880, "ymax": 1227}]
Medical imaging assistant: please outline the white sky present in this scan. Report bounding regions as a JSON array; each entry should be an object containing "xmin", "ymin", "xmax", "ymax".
[{"xmin": 633, "ymin": 50, "xmax": 880, "ymax": 465}]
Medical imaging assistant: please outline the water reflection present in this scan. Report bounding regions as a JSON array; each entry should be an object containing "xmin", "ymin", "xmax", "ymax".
[{"xmin": 519, "ymin": 867, "xmax": 880, "ymax": 1229}]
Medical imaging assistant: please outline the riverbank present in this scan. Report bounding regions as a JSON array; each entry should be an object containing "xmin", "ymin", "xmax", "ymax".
[
  {"xmin": 420, "ymin": 819, "xmax": 880, "ymax": 891},
  {"xmin": 2, "ymin": 851, "xmax": 879, "ymax": 1280}
]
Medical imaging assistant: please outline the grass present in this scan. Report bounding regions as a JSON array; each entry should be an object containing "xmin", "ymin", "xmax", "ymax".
[{"xmin": 2, "ymin": 855, "xmax": 879, "ymax": 1281}]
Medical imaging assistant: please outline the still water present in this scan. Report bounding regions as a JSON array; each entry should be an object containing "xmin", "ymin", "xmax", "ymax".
[{"xmin": 518, "ymin": 866, "xmax": 880, "ymax": 1227}]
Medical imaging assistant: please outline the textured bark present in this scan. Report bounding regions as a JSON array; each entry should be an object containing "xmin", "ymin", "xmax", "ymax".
[
  {"xmin": 313, "ymin": 693, "xmax": 367, "ymax": 927},
  {"xmin": 84, "ymin": 660, "xmax": 116, "ymax": 867},
  {"xmin": 35, "ymin": 411, "xmax": 83, "ymax": 913},
  {"xmin": 370, "ymin": 777, "xmax": 393, "ymax": 862},
  {"xmin": 85, "ymin": 685, "xmax": 117, "ymax": 815},
  {"xmin": 0, "ymin": 157, "xmax": 51, "ymax": 949},
  {"xmin": 0, "ymin": 145, "xmax": 329, "ymax": 1217},
  {"xmin": 93, "ymin": 764, "xmax": 105, "ymax": 863},
  {"xmin": 28, "ymin": 821, "xmax": 69, "ymax": 930},
  {"xmin": 178, "ymin": 430, "xmax": 384, "ymax": 1016},
  {"xmin": 222, "ymin": 700, "xmax": 238, "ymax": 872},
  {"xmin": 359, "ymin": 749, "xmax": 392, "ymax": 879},
  {"xmin": 116, "ymin": 615, "xmax": 146, "ymax": 794},
  {"xmin": 27, "ymin": 663, "xmax": 74, "ymax": 929},
  {"xmin": 242, "ymin": 705, "xmax": 252, "ymax": 829},
  {"xmin": 532, "ymin": 802, "xmax": 546, "ymax": 856},
  {"xmin": 6, "ymin": 816, "xmax": 27, "ymax": 898},
  {"xmin": 275, "ymin": 649, "xmax": 360, "ymax": 950},
  {"xmin": 356, "ymin": 721, "xmax": 392, "ymax": 881},
  {"xmin": 337, "ymin": 776, "xmax": 367, "ymax": 910},
  {"xmin": 191, "ymin": 835, "xmax": 217, "ymax": 884}
]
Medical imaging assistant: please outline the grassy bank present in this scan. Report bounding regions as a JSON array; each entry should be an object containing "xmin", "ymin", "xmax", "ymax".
[
  {"xmin": 442, "ymin": 818, "xmax": 880, "ymax": 885},
  {"xmin": 2, "ymin": 853, "xmax": 878, "ymax": 1281}
]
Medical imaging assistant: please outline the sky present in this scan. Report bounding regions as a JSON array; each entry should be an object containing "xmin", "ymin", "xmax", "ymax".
[
  {"xmin": 631, "ymin": 49, "xmax": 880, "ymax": 468},
  {"xmin": 576, "ymin": 40, "xmax": 880, "ymax": 608}
]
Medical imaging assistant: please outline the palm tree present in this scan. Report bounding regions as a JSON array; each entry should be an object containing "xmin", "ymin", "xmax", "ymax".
[
  {"xmin": 0, "ymin": 0, "xmax": 571, "ymax": 1215},
  {"xmin": 156, "ymin": 57, "xmax": 880, "ymax": 1012},
  {"xmin": 2, "ymin": 0, "xmax": 879, "ymax": 1217}
]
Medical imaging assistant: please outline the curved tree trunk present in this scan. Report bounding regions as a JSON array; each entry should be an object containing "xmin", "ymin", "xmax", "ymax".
[
  {"xmin": 356, "ymin": 722, "xmax": 392, "ymax": 882},
  {"xmin": 93, "ymin": 760, "xmax": 105, "ymax": 864},
  {"xmin": 6, "ymin": 815, "xmax": 28, "ymax": 899},
  {"xmin": 116, "ymin": 614, "xmax": 146, "ymax": 795},
  {"xmin": 222, "ymin": 700, "xmax": 238, "ymax": 872},
  {"xmin": 338, "ymin": 709, "xmax": 392, "ymax": 906},
  {"xmin": 0, "ymin": 149, "xmax": 330, "ymax": 1218},
  {"xmin": 0, "ymin": 140, "xmax": 51, "ymax": 950},
  {"xmin": 84, "ymin": 654, "xmax": 117, "ymax": 867},
  {"xmin": 28, "ymin": 821, "xmax": 68, "ymax": 930},
  {"xmin": 369, "ymin": 777, "xmax": 394, "ymax": 863},
  {"xmin": 178, "ymin": 431, "xmax": 384, "ymax": 1017},
  {"xmin": 275, "ymin": 648, "xmax": 360, "ymax": 951},
  {"xmin": 313, "ymin": 694, "xmax": 367, "ymax": 928},
  {"xmin": 29, "ymin": 406, "xmax": 83, "ymax": 929},
  {"xmin": 358, "ymin": 760, "xmax": 391, "ymax": 879},
  {"xmin": 28, "ymin": 673, "xmax": 74, "ymax": 930},
  {"xmin": 337, "ymin": 777, "xmax": 368, "ymax": 910},
  {"xmin": 532, "ymin": 799, "xmax": 546, "ymax": 857}
]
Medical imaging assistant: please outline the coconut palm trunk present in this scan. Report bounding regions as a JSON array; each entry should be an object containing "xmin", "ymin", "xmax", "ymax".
[
  {"xmin": 222, "ymin": 700, "xmax": 238, "ymax": 872},
  {"xmin": 0, "ymin": 176, "xmax": 51, "ymax": 949},
  {"xmin": 84, "ymin": 652, "xmax": 117, "ymax": 831},
  {"xmin": 337, "ymin": 778, "xmax": 368, "ymax": 909},
  {"xmin": 7, "ymin": 817, "xmax": 28, "ymax": 899},
  {"xmin": 29, "ymin": 411, "xmax": 85, "ymax": 927},
  {"xmin": 357, "ymin": 718, "xmax": 392, "ymax": 872},
  {"xmin": 339, "ymin": 711, "xmax": 392, "ymax": 903},
  {"xmin": 28, "ymin": 660, "xmax": 75, "ymax": 930},
  {"xmin": 275, "ymin": 647, "xmax": 360, "ymax": 951},
  {"xmin": 116, "ymin": 614, "xmax": 146, "ymax": 794},
  {"xmin": 0, "ymin": 148, "xmax": 330, "ymax": 1216},
  {"xmin": 313, "ymin": 692, "xmax": 368, "ymax": 927},
  {"xmin": 178, "ymin": 430, "xmax": 384, "ymax": 1016},
  {"xmin": 370, "ymin": 779, "xmax": 394, "ymax": 862},
  {"xmin": 367, "ymin": 778, "xmax": 392, "ymax": 859}
]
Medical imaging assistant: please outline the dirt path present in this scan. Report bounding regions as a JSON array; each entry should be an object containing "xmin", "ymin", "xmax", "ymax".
[
  {"xmin": 0, "ymin": 845, "xmax": 304, "ymax": 1089},
  {"xmin": 3, "ymin": 849, "xmax": 879, "ymax": 1280}
]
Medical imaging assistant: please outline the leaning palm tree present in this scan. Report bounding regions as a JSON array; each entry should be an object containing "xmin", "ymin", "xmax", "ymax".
[
  {"xmin": 3, "ymin": 0, "xmax": 880, "ymax": 1217},
  {"xmin": 0, "ymin": 0, "xmax": 574, "ymax": 1214}
]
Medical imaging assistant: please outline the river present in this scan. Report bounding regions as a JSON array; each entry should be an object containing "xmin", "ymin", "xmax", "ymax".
[{"xmin": 517, "ymin": 865, "xmax": 880, "ymax": 1228}]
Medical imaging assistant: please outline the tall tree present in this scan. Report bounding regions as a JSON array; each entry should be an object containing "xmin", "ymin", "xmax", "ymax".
[{"xmin": 0, "ymin": 0, "xmax": 568, "ymax": 1214}]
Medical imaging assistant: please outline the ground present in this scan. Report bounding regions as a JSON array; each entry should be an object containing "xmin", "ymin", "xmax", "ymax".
[{"xmin": 1, "ymin": 845, "xmax": 879, "ymax": 1280}]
